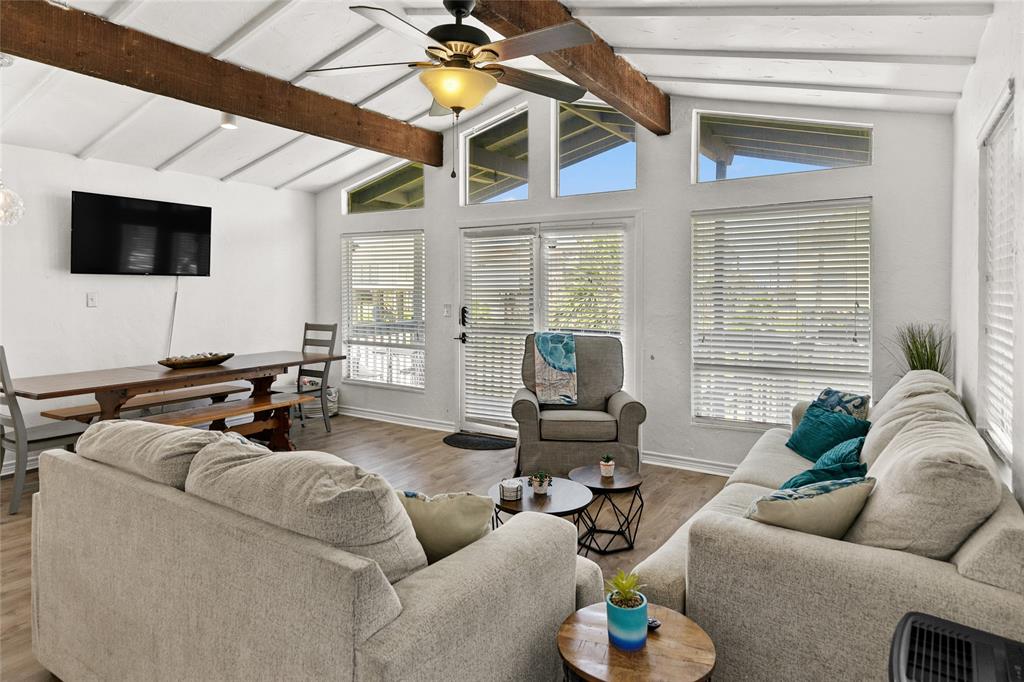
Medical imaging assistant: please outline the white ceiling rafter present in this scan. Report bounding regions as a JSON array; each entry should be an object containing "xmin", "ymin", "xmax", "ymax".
[
  {"xmin": 648, "ymin": 75, "xmax": 961, "ymax": 99},
  {"xmin": 614, "ymin": 47, "xmax": 976, "ymax": 67},
  {"xmin": 570, "ymin": 3, "xmax": 993, "ymax": 18},
  {"xmin": 2, "ymin": 70, "xmax": 61, "ymax": 125},
  {"xmin": 156, "ymin": 127, "xmax": 223, "ymax": 171}
]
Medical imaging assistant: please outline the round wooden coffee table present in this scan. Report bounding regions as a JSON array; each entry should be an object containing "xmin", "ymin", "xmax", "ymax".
[
  {"xmin": 558, "ymin": 603, "xmax": 716, "ymax": 682},
  {"xmin": 487, "ymin": 476, "xmax": 593, "ymax": 529},
  {"xmin": 569, "ymin": 466, "xmax": 644, "ymax": 555}
]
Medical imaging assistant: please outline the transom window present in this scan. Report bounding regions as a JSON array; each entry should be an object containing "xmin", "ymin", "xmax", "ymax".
[
  {"xmin": 340, "ymin": 231, "xmax": 426, "ymax": 389},
  {"xmin": 465, "ymin": 109, "xmax": 529, "ymax": 205},
  {"xmin": 696, "ymin": 112, "xmax": 872, "ymax": 183},
  {"xmin": 557, "ymin": 102, "xmax": 637, "ymax": 196},
  {"xmin": 979, "ymin": 93, "xmax": 1016, "ymax": 461},
  {"xmin": 691, "ymin": 198, "xmax": 872, "ymax": 425},
  {"xmin": 346, "ymin": 162, "xmax": 424, "ymax": 214}
]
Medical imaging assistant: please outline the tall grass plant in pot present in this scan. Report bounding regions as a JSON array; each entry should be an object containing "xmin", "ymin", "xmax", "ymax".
[
  {"xmin": 890, "ymin": 323, "xmax": 952, "ymax": 377},
  {"xmin": 605, "ymin": 569, "xmax": 648, "ymax": 651}
]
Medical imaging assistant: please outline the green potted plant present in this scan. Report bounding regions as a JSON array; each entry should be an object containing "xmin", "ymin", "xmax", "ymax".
[
  {"xmin": 889, "ymin": 323, "xmax": 952, "ymax": 377},
  {"xmin": 600, "ymin": 454, "xmax": 615, "ymax": 477},
  {"xmin": 527, "ymin": 471, "xmax": 553, "ymax": 495},
  {"xmin": 605, "ymin": 569, "xmax": 648, "ymax": 651}
]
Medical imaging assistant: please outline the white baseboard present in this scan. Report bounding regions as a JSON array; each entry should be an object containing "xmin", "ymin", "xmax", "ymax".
[
  {"xmin": 336, "ymin": 405, "xmax": 455, "ymax": 433},
  {"xmin": 642, "ymin": 450, "xmax": 736, "ymax": 478}
]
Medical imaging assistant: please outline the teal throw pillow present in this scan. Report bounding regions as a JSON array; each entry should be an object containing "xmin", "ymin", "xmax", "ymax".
[
  {"xmin": 787, "ymin": 404, "xmax": 870, "ymax": 462},
  {"xmin": 815, "ymin": 437, "xmax": 865, "ymax": 469},
  {"xmin": 780, "ymin": 460, "xmax": 868, "ymax": 489}
]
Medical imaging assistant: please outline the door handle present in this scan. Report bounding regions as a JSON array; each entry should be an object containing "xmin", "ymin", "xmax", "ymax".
[
  {"xmin": 453, "ymin": 332, "xmax": 467, "ymax": 344},
  {"xmin": 459, "ymin": 306, "xmax": 468, "ymax": 326}
]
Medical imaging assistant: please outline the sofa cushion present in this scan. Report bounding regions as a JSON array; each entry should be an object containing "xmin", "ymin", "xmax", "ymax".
[
  {"xmin": 951, "ymin": 487, "xmax": 1024, "ymax": 595},
  {"xmin": 77, "ymin": 419, "xmax": 224, "ymax": 489},
  {"xmin": 632, "ymin": 482, "xmax": 771, "ymax": 612},
  {"xmin": 727, "ymin": 428, "xmax": 810, "ymax": 488},
  {"xmin": 186, "ymin": 435, "xmax": 428, "ymax": 582},
  {"xmin": 844, "ymin": 420, "xmax": 1001, "ymax": 560},
  {"xmin": 746, "ymin": 477, "xmax": 875, "ymax": 539},
  {"xmin": 860, "ymin": 391, "xmax": 969, "ymax": 466},
  {"xmin": 396, "ymin": 490, "xmax": 493, "ymax": 564},
  {"xmin": 867, "ymin": 369, "xmax": 958, "ymax": 425},
  {"xmin": 522, "ymin": 334, "xmax": 623, "ymax": 411},
  {"xmin": 540, "ymin": 409, "xmax": 617, "ymax": 442},
  {"xmin": 786, "ymin": 405, "xmax": 870, "ymax": 462}
]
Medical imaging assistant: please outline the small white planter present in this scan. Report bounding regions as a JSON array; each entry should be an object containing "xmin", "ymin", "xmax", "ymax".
[
  {"xmin": 600, "ymin": 461, "xmax": 615, "ymax": 477},
  {"xmin": 531, "ymin": 479, "xmax": 550, "ymax": 495}
]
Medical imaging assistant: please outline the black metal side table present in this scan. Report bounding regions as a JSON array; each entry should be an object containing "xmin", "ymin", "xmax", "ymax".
[{"xmin": 569, "ymin": 465, "xmax": 644, "ymax": 555}]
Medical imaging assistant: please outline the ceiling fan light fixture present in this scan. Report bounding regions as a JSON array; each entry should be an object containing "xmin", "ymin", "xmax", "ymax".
[{"xmin": 419, "ymin": 66, "xmax": 496, "ymax": 113}]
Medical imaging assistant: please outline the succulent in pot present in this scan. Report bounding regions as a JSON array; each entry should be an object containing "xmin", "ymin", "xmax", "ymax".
[
  {"xmin": 600, "ymin": 454, "xmax": 615, "ymax": 477},
  {"xmin": 605, "ymin": 569, "xmax": 648, "ymax": 651},
  {"xmin": 527, "ymin": 471, "xmax": 553, "ymax": 495}
]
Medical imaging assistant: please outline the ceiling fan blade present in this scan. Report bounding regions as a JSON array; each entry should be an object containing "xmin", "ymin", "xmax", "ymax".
[
  {"xmin": 429, "ymin": 99, "xmax": 451, "ymax": 117},
  {"xmin": 483, "ymin": 66, "xmax": 587, "ymax": 102},
  {"xmin": 350, "ymin": 6, "xmax": 449, "ymax": 54},
  {"xmin": 473, "ymin": 22, "xmax": 593, "ymax": 62},
  {"xmin": 304, "ymin": 62, "xmax": 426, "ymax": 77}
]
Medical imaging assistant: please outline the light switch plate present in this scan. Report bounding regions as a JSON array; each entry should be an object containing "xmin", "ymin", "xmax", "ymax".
[
  {"xmin": 86, "ymin": 292, "xmax": 98, "ymax": 308},
  {"xmin": 442, "ymin": 303, "xmax": 452, "ymax": 318}
]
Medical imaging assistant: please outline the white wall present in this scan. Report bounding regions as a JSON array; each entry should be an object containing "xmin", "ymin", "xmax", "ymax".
[
  {"xmin": 949, "ymin": 0, "xmax": 1024, "ymax": 501},
  {"xmin": 316, "ymin": 94, "xmax": 953, "ymax": 473},
  {"xmin": 0, "ymin": 143, "xmax": 317, "ymax": 432}
]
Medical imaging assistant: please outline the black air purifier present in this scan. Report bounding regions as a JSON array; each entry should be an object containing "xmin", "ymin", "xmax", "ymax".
[{"xmin": 890, "ymin": 612, "xmax": 1024, "ymax": 682}]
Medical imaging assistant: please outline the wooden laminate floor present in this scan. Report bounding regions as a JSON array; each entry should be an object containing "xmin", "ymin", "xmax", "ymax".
[{"xmin": 0, "ymin": 415, "xmax": 725, "ymax": 681}]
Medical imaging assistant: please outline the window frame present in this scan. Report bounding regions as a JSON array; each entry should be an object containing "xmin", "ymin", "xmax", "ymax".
[
  {"xmin": 977, "ymin": 82, "xmax": 1016, "ymax": 464},
  {"xmin": 691, "ymin": 109, "xmax": 874, "ymax": 185},
  {"xmin": 339, "ymin": 229, "xmax": 427, "ymax": 392},
  {"xmin": 460, "ymin": 103, "xmax": 530, "ymax": 207},
  {"xmin": 342, "ymin": 161, "xmax": 425, "ymax": 216},
  {"xmin": 552, "ymin": 99, "xmax": 638, "ymax": 199},
  {"xmin": 689, "ymin": 197, "xmax": 873, "ymax": 429}
]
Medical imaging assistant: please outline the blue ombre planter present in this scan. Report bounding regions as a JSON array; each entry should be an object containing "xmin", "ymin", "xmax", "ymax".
[{"xmin": 606, "ymin": 592, "xmax": 648, "ymax": 651}]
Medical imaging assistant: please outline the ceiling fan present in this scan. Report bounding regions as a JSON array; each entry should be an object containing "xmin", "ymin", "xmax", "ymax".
[{"xmin": 306, "ymin": 0, "xmax": 594, "ymax": 117}]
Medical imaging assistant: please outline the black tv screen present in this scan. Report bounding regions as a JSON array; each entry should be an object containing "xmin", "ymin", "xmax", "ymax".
[{"xmin": 71, "ymin": 191, "xmax": 211, "ymax": 276}]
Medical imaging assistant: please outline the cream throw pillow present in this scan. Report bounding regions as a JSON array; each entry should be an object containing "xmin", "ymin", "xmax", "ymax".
[
  {"xmin": 746, "ymin": 478, "xmax": 875, "ymax": 539},
  {"xmin": 396, "ymin": 491, "xmax": 494, "ymax": 563}
]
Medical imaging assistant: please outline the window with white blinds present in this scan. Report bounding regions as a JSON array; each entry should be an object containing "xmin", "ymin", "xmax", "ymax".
[
  {"xmin": 980, "ymin": 98, "xmax": 1016, "ymax": 460},
  {"xmin": 341, "ymin": 231, "xmax": 426, "ymax": 389},
  {"xmin": 691, "ymin": 198, "xmax": 872, "ymax": 425},
  {"xmin": 541, "ymin": 229, "xmax": 625, "ymax": 336}
]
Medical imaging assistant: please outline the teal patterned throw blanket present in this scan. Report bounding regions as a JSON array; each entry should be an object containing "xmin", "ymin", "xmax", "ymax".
[{"xmin": 534, "ymin": 332, "xmax": 577, "ymax": 405}]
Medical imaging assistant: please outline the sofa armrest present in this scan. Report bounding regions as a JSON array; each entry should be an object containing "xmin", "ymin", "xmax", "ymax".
[
  {"xmin": 575, "ymin": 555, "xmax": 604, "ymax": 609},
  {"xmin": 791, "ymin": 400, "xmax": 810, "ymax": 431},
  {"xmin": 686, "ymin": 512, "xmax": 1024, "ymax": 682},
  {"xmin": 356, "ymin": 512, "xmax": 579, "ymax": 681},
  {"xmin": 512, "ymin": 387, "xmax": 541, "ymax": 442},
  {"xmin": 607, "ymin": 390, "xmax": 646, "ymax": 447}
]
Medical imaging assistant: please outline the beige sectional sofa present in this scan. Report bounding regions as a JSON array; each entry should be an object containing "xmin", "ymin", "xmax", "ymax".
[
  {"xmin": 32, "ymin": 427, "xmax": 604, "ymax": 682},
  {"xmin": 634, "ymin": 370, "xmax": 1024, "ymax": 681}
]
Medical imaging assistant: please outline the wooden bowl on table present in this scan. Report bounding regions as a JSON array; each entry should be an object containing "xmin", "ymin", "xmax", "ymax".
[{"xmin": 157, "ymin": 352, "xmax": 234, "ymax": 369}]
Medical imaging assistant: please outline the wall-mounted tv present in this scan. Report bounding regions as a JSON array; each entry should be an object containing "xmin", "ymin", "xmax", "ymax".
[{"xmin": 71, "ymin": 191, "xmax": 212, "ymax": 276}]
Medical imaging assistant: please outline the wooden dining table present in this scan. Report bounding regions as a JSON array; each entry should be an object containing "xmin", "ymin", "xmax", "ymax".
[{"xmin": 9, "ymin": 351, "xmax": 345, "ymax": 448}]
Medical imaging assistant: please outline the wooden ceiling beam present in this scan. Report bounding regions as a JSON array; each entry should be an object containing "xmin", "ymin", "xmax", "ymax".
[
  {"xmin": 0, "ymin": 0, "xmax": 444, "ymax": 166},
  {"xmin": 472, "ymin": 0, "xmax": 671, "ymax": 135}
]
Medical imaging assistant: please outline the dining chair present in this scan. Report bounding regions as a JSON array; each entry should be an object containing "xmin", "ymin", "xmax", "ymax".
[
  {"xmin": 1, "ymin": 347, "xmax": 87, "ymax": 514},
  {"xmin": 296, "ymin": 323, "xmax": 339, "ymax": 432}
]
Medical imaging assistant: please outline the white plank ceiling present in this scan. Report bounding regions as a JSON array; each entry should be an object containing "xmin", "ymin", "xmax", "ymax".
[{"xmin": 0, "ymin": 0, "xmax": 993, "ymax": 194}]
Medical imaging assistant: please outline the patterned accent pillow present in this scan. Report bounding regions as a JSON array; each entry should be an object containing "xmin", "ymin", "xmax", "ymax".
[
  {"xmin": 746, "ymin": 477, "xmax": 876, "ymax": 539},
  {"xmin": 812, "ymin": 388, "xmax": 871, "ymax": 421}
]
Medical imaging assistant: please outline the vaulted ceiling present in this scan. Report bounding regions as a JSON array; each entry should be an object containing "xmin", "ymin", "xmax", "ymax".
[{"xmin": 0, "ymin": 0, "xmax": 992, "ymax": 194}]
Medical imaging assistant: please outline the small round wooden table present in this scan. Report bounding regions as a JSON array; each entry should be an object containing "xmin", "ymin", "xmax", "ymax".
[
  {"xmin": 569, "ymin": 466, "xmax": 644, "ymax": 555},
  {"xmin": 486, "ymin": 476, "xmax": 593, "ymax": 536},
  {"xmin": 558, "ymin": 603, "xmax": 716, "ymax": 682}
]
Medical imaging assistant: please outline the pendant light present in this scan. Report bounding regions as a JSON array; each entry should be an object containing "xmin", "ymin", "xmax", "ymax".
[{"xmin": 0, "ymin": 170, "xmax": 24, "ymax": 227}]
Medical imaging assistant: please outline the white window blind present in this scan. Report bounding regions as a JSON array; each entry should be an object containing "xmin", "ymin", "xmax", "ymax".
[
  {"xmin": 461, "ymin": 232, "xmax": 536, "ymax": 426},
  {"xmin": 981, "ymin": 100, "xmax": 1016, "ymax": 459},
  {"xmin": 691, "ymin": 198, "xmax": 872, "ymax": 425},
  {"xmin": 341, "ymin": 231, "xmax": 426, "ymax": 389},
  {"xmin": 541, "ymin": 229, "xmax": 625, "ymax": 337}
]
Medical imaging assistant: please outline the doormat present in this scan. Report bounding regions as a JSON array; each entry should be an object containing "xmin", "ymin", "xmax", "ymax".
[{"xmin": 443, "ymin": 432, "xmax": 517, "ymax": 450}]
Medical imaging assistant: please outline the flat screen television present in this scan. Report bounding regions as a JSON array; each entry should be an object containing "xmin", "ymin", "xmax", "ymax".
[{"xmin": 71, "ymin": 191, "xmax": 212, "ymax": 276}]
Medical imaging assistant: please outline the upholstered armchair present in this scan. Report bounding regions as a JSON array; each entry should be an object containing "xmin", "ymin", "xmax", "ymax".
[{"xmin": 513, "ymin": 334, "xmax": 647, "ymax": 476}]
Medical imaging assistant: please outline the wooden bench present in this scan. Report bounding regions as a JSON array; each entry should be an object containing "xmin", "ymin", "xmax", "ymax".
[
  {"xmin": 41, "ymin": 383, "xmax": 250, "ymax": 423},
  {"xmin": 141, "ymin": 392, "xmax": 314, "ymax": 451}
]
